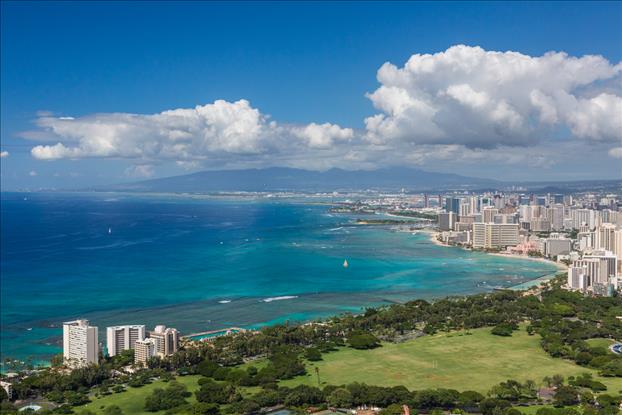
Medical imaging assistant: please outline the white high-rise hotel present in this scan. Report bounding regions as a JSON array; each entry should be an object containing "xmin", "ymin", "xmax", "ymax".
[
  {"xmin": 106, "ymin": 325, "xmax": 146, "ymax": 357},
  {"xmin": 63, "ymin": 320, "xmax": 98, "ymax": 368}
]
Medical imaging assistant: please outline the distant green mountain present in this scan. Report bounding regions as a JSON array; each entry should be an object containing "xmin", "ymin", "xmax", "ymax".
[{"xmin": 102, "ymin": 166, "xmax": 501, "ymax": 192}]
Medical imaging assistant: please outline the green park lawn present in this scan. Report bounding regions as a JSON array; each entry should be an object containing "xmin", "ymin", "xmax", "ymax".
[
  {"xmin": 80, "ymin": 375, "xmax": 201, "ymax": 415},
  {"xmin": 277, "ymin": 327, "xmax": 622, "ymax": 393},
  {"xmin": 586, "ymin": 338, "xmax": 616, "ymax": 350},
  {"xmin": 79, "ymin": 375, "xmax": 261, "ymax": 415},
  {"xmin": 78, "ymin": 328, "xmax": 622, "ymax": 413}
]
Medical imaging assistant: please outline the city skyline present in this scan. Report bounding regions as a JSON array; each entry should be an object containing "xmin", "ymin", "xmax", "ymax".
[{"xmin": 1, "ymin": 1, "xmax": 621, "ymax": 190}]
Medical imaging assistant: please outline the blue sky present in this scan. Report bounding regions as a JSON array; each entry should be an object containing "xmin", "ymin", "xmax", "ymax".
[{"xmin": 1, "ymin": 1, "xmax": 621, "ymax": 189}]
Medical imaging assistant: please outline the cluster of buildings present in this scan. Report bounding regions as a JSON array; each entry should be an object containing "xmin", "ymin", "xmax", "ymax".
[
  {"xmin": 434, "ymin": 192, "xmax": 622, "ymax": 296},
  {"xmin": 62, "ymin": 319, "xmax": 179, "ymax": 368}
]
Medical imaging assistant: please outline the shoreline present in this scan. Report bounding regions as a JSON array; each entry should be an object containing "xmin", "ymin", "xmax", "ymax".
[
  {"xmin": 422, "ymin": 229, "xmax": 566, "ymax": 288},
  {"xmin": 2, "ymin": 206, "xmax": 566, "ymax": 367}
]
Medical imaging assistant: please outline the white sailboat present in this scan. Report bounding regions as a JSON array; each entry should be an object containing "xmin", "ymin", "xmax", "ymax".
[
  {"xmin": 343, "ymin": 259, "xmax": 349, "ymax": 268},
  {"xmin": 108, "ymin": 227, "xmax": 112, "ymax": 234}
]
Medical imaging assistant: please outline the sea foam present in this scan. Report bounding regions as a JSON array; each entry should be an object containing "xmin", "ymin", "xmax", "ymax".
[{"xmin": 261, "ymin": 295, "xmax": 298, "ymax": 303}]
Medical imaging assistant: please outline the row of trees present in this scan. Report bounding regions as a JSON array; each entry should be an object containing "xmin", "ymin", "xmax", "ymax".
[{"xmin": 3, "ymin": 280, "xmax": 622, "ymax": 413}]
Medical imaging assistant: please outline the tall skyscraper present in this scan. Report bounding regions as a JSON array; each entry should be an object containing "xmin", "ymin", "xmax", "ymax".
[
  {"xmin": 571, "ymin": 208, "xmax": 596, "ymax": 230},
  {"xmin": 595, "ymin": 224, "xmax": 618, "ymax": 252},
  {"xmin": 615, "ymin": 230, "xmax": 622, "ymax": 273},
  {"xmin": 438, "ymin": 212, "xmax": 456, "ymax": 231},
  {"xmin": 106, "ymin": 325, "xmax": 146, "ymax": 357},
  {"xmin": 148, "ymin": 325, "xmax": 179, "ymax": 357},
  {"xmin": 582, "ymin": 250, "xmax": 618, "ymax": 282},
  {"xmin": 547, "ymin": 204, "xmax": 565, "ymax": 231},
  {"xmin": 445, "ymin": 197, "xmax": 460, "ymax": 215},
  {"xmin": 63, "ymin": 320, "xmax": 98, "ymax": 368},
  {"xmin": 482, "ymin": 207, "xmax": 499, "ymax": 223}
]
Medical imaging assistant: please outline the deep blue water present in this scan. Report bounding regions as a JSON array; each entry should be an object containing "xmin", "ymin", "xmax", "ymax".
[{"xmin": 0, "ymin": 192, "xmax": 558, "ymax": 364}]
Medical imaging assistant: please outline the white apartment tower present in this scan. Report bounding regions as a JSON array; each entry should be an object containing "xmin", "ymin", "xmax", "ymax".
[
  {"xmin": 472, "ymin": 223, "xmax": 519, "ymax": 249},
  {"xmin": 149, "ymin": 325, "xmax": 179, "ymax": 356},
  {"xmin": 547, "ymin": 204, "xmax": 565, "ymax": 231},
  {"xmin": 595, "ymin": 224, "xmax": 618, "ymax": 252},
  {"xmin": 63, "ymin": 319, "xmax": 98, "ymax": 368},
  {"xmin": 571, "ymin": 209, "xmax": 596, "ymax": 230},
  {"xmin": 616, "ymin": 230, "xmax": 622, "ymax": 273},
  {"xmin": 106, "ymin": 325, "xmax": 146, "ymax": 357},
  {"xmin": 582, "ymin": 250, "xmax": 618, "ymax": 282},
  {"xmin": 134, "ymin": 338, "xmax": 157, "ymax": 365},
  {"xmin": 482, "ymin": 207, "xmax": 499, "ymax": 223},
  {"xmin": 438, "ymin": 212, "xmax": 456, "ymax": 231},
  {"xmin": 568, "ymin": 266, "xmax": 589, "ymax": 290}
]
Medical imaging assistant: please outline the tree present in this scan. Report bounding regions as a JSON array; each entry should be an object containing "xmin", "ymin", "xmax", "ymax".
[
  {"xmin": 197, "ymin": 360, "xmax": 220, "ymax": 378},
  {"xmin": 195, "ymin": 379, "xmax": 233, "ymax": 405},
  {"xmin": 328, "ymin": 388, "xmax": 353, "ymax": 407},
  {"xmin": 64, "ymin": 391, "xmax": 90, "ymax": 406},
  {"xmin": 553, "ymin": 386, "xmax": 579, "ymax": 407},
  {"xmin": 103, "ymin": 405, "xmax": 124, "ymax": 415},
  {"xmin": 380, "ymin": 404, "xmax": 405, "ymax": 415},
  {"xmin": 191, "ymin": 402, "xmax": 220, "ymax": 415},
  {"xmin": 491, "ymin": 323, "xmax": 516, "ymax": 337},
  {"xmin": 458, "ymin": 391, "xmax": 485, "ymax": 408},
  {"xmin": 479, "ymin": 398, "xmax": 511, "ymax": 415},
  {"xmin": 144, "ymin": 381, "xmax": 190, "ymax": 412},
  {"xmin": 50, "ymin": 354, "xmax": 64, "ymax": 368},
  {"xmin": 347, "ymin": 333, "xmax": 380, "ymax": 350},
  {"xmin": 305, "ymin": 347, "xmax": 322, "ymax": 361}
]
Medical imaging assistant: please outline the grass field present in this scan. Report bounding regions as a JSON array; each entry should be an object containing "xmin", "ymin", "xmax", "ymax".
[
  {"xmin": 80, "ymin": 375, "xmax": 202, "ymax": 415},
  {"xmin": 79, "ymin": 328, "xmax": 622, "ymax": 413},
  {"xmin": 275, "ymin": 327, "xmax": 622, "ymax": 393},
  {"xmin": 79, "ymin": 375, "xmax": 261, "ymax": 415},
  {"xmin": 586, "ymin": 338, "xmax": 615, "ymax": 350}
]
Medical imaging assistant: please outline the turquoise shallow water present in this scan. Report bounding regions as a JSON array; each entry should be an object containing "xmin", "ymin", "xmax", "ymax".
[{"xmin": 0, "ymin": 192, "xmax": 558, "ymax": 364}]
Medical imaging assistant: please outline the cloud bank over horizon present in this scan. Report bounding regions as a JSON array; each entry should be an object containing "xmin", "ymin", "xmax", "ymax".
[{"xmin": 22, "ymin": 45, "xmax": 622, "ymax": 175}]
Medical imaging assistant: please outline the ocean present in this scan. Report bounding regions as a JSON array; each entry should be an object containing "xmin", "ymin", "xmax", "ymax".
[{"xmin": 0, "ymin": 192, "xmax": 558, "ymax": 364}]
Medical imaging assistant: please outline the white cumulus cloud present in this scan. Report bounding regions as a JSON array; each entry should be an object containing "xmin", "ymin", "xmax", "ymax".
[
  {"xmin": 20, "ymin": 45, "xmax": 621, "ymax": 176},
  {"xmin": 27, "ymin": 99, "xmax": 353, "ymax": 163},
  {"xmin": 364, "ymin": 45, "xmax": 622, "ymax": 148},
  {"xmin": 291, "ymin": 123, "xmax": 354, "ymax": 148}
]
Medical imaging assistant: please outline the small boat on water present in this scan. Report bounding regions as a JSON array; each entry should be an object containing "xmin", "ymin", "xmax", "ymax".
[
  {"xmin": 343, "ymin": 259, "xmax": 349, "ymax": 268},
  {"xmin": 108, "ymin": 227, "xmax": 112, "ymax": 234}
]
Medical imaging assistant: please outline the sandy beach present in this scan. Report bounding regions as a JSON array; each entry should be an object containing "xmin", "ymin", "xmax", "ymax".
[{"xmin": 421, "ymin": 228, "xmax": 566, "ymax": 287}]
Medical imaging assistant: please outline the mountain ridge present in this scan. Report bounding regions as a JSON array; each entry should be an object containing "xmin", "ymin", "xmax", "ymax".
[{"xmin": 99, "ymin": 166, "xmax": 501, "ymax": 192}]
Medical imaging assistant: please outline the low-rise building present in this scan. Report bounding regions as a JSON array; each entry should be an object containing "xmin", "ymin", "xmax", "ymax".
[
  {"xmin": 543, "ymin": 238, "xmax": 572, "ymax": 258},
  {"xmin": 134, "ymin": 338, "xmax": 157, "ymax": 365}
]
